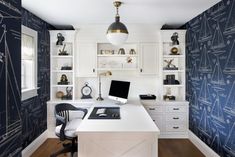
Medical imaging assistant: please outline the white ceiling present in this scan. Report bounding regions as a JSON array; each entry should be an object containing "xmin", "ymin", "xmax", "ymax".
[{"xmin": 22, "ymin": 0, "xmax": 220, "ymax": 27}]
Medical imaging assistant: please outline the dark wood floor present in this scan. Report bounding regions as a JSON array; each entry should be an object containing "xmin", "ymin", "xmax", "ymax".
[{"xmin": 31, "ymin": 138, "xmax": 205, "ymax": 157}]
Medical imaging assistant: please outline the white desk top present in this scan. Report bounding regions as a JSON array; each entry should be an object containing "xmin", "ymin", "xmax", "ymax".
[{"xmin": 76, "ymin": 99, "xmax": 160, "ymax": 133}]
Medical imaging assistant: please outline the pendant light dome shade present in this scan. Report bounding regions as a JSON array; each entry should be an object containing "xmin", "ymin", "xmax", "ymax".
[{"xmin": 106, "ymin": 1, "xmax": 128, "ymax": 46}]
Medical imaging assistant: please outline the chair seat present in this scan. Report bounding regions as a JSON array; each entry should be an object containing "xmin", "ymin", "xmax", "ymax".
[{"xmin": 55, "ymin": 118, "xmax": 82, "ymax": 138}]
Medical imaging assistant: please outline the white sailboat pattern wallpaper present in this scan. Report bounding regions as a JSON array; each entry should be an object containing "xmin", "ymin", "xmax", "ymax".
[
  {"xmin": 185, "ymin": 0, "xmax": 235, "ymax": 156},
  {"xmin": 21, "ymin": 8, "xmax": 52, "ymax": 149},
  {"xmin": 0, "ymin": 0, "xmax": 22, "ymax": 156},
  {"xmin": 0, "ymin": 1, "xmax": 53, "ymax": 156}
]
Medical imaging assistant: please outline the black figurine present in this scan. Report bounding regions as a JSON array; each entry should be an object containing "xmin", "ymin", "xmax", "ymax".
[
  {"xmin": 56, "ymin": 33, "xmax": 65, "ymax": 45},
  {"xmin": 171, "ymin": 32, "xmax": 179, "ymax": 45},
  {"xmin": 58, "ymin": 74, "xmax": 69, "ymax": 85}
]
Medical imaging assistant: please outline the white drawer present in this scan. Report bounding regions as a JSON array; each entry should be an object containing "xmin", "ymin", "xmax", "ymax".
[
  {"xmin": 166, "ymin": 124, "xmax": 187, "ymax": 132},
  {"xmin": 166, "ymin": 105, "xmax": 187, "ymax": 113},
  {"xmin": 166, "ymin": 114, "xmax": 186, "ymax": 122},
  {"xmin": 151, "ymin": 115, "xmax": 165, "ymax": 131},
  {"xmin": 144, "ymin": 105, "xmax": 164, "ymax": 115}
]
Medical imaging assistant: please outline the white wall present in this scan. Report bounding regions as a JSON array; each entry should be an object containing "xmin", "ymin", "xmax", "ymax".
[{"xmin": 74, "ymin": 24, "xmax": 162, "ymax": 100}]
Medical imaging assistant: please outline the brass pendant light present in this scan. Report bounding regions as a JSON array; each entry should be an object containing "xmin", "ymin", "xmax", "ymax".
[{"xmin": 106, "ymin": 1, "xmax": 128, "ymax": 46}]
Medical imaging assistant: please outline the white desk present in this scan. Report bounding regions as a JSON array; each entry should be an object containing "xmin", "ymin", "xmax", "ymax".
[{"xmin": 76, "ymin": 99, "xmax": 160, "ymax": 157}]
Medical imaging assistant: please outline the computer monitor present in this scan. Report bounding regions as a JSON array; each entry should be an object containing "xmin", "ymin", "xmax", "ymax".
[{"xmin": 108, "ymin": 80, "xmax": 130, "ymax": 104}]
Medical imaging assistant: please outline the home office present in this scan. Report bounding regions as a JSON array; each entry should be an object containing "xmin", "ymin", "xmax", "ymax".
[{"xmin": 1, "ymin": 0, "xmax": 234, "ymax": 157}]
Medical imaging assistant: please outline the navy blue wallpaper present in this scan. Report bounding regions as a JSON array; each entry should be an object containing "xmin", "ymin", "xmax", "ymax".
[
  {"xmin": 21, "ymin": 8, "xmax": 53, "ymax": 149},
  {"xmin": 0, "ymin": 0, "xmax": 22, "ymax": 157},
  {"xmin": 185, "ymin": 0, "xmax": 235, "ymax": 156}
]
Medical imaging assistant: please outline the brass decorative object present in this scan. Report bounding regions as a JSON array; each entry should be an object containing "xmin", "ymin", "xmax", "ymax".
[{"xmin": 97, "ymin": 71, "xmax": 112, "ymax": 101}]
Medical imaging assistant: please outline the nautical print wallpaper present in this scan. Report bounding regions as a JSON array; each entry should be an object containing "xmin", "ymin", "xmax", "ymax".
[
  {"xmin": 185, "ymin": 0, "xmax": 235, "ymax": 156},
  {"xmin": 0, "ymin": 0, "xmax": 22, "ymax": 157},
  {"xmin": 21, "ymin": 8, "xmax": 53, "ymax": 149}
]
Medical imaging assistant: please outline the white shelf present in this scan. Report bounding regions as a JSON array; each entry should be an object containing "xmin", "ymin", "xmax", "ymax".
[
  {"xmin": 52, "ymin": 70, "xmax": 73, "ymax": 73},
  {"xmin": 163, "ymin": 55, "xmax": 185, "ymax": 58},
  {"xmin": 97, "ymin": 54, "xmax": 138, "ymax": 57},
  {"xmin": 52, "ymin": 85, "xmax": 74, "ymax": 87},
  {"xmin": 97, "ymin": 68, "xmax": 137, "ymax": 71},
  {"xmin": 163, "ymin": 70, "xmax": 185, "ymax": 73},
  {"xmin": 163, "ymin": 84, "xmax": 184, "ymax": 87},
  {"xmin": 52, "ymin": 55, "xmax": 73, "ymax": 58}
]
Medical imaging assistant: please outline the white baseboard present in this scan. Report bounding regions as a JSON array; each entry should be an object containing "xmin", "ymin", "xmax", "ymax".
[
  {"xmin": 188, "ymin": 130, "xmax": 220, "ymax": 157},
  {"xmin": 47, "ymin": 130, "xmax": 57, "ymax": 138},
  {"xmin": 21, "ymin": 130, "xmax": 48, "ymax": 157}
]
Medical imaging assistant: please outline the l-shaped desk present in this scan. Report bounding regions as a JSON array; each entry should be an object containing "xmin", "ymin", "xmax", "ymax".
[{"xmin": 47, "ymin": 99, "xmax": 160, "ymax": 157}]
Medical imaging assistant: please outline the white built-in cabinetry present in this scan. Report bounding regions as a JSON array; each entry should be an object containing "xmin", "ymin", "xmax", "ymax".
[
  {"xmin": 76, "ymin": 42, "xmax": 159, "ymax": 76},
  {"xmin": 49, "ymin": 30, "xmax": 76, "ymax": 100},
  {"xmin": 76, "ymin": 43, "xmax": 97, "ymax": 77},
  {"xmin": 141, "ymin": 100, "xmax": 188, "ymax": 138},
  {"xmin": 139, "ymin": 43, "xmax": 159, "ymax": 75},
  {"xmin": 140, "ymin": 30, "xmax": 189, "ymax": 139}
]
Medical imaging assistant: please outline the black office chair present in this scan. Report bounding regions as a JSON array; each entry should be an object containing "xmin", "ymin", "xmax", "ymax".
[{"xmin": 51, "ymin": 103, "xmax": 88, "ymax": 157}]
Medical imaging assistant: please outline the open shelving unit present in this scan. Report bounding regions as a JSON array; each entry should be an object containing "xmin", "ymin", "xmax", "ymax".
[
  {"xmin": 97, "ymin": 43, "xmax": 139, "ymax": 71},
  {"xmin": 160, "ymin": 30, "xmax": 187, "ymax": 101},
  {"xmin": 49, "ymin": 30, "xmax": 76, "ymax": 101}
]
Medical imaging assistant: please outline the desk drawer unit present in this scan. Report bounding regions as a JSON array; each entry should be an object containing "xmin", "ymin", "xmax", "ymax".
[
  {"xmin": 142, "ymin": 100, "xmax": 189, "ymax": 138},
  {"xmin": 166, "ymin": 124, "xmax": 187, "ymax": 132},
  {"xmin": 166, "ymin": 105, "xmax": 187, "ymax": 113},
  {"xmin": 166, "ymin": 114, "xmax": 186, "ymax": 123},
  {"xmin": 144, "ymin": 105, "xmax": 164, "ymax": 115}
]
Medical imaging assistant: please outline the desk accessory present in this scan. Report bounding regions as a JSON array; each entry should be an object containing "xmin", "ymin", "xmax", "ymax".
[
  {"xmin": 88, "ymin": 107, "xmax": 120, "ymax": 119},
  {"xmin": 139, "ymin": 94, "xmax": 156, "ymax": 100},
  {"xmin": 81, "ymin": 82, "xmax": 92, "ymax": 99},
  {"xmin": 97, "ymin": 71, "xmax": 112, "ymax": 101}
]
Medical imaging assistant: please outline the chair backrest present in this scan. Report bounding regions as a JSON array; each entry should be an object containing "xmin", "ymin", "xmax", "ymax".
[{"xmin": 54, "ymin": 103, "xmax": 88, "ymax": 140}]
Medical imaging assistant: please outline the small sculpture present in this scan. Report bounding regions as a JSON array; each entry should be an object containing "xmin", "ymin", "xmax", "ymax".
[
  {"xmin": 56, "ymin": 91, "xmax": 64, "ymax": 98},
  {"xmin": 58, "ymin": 44, "xmax": 68, "ymax": 55},
  {"xmin": 163, "ymin": 59, "xmax": 178, "ymax": 70},
  {"xmin": 129, "ymin": 49, "xmax": 136, "ymax": 55},
  {"xmin": 62, "ymin": 87, "xmax": 73, "ymax": 100},
  {"xmin": 56, "ymin": 33, "xmax": 65, "ymax": 45},
  {"xmin": 118, "ymin": 48, "xmax": 125, "ymax": 55},
  {"xmin": 171, "ymin": 32, "xmax": 179, "ymax": 45},
  {"xmin": 163, "ymin": 88, "xmax": 175, "ymax": 101},
  {"xmin": 170, "ymin": 32, "xmax": 180, "ymax": 55},
  {"xmin": 126, "ymin": 57, "xmax": 132, "ymax": 63},
  {"xmin": 58, "ymin": 74, "xmax": 69, "ymax": 85}
]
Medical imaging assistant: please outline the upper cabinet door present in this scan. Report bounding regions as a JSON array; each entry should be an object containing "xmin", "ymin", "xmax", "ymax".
[
  {"xmin": 76, "ymin": 43, "xmax": 97, "ymax": 77},
  {"xmin": 139, "ymin": 43, "xmax": 159, "ymax": 75}
]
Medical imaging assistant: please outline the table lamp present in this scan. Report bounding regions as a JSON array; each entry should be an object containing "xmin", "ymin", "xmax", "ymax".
[{"xmin": 97, "ymin": 71, "xmax": 112, "ymax": 101}]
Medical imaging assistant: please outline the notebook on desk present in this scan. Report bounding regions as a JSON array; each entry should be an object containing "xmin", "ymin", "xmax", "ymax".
[{"xmin": 88, "ymin": 107, "xmax": 120, "ymax": 119}]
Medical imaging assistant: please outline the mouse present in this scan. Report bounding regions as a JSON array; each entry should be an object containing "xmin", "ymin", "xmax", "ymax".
[{"xmin": 98, "ymin": 113, "xmax": 107, "ymax": 117}]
